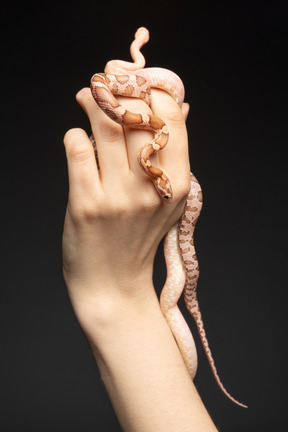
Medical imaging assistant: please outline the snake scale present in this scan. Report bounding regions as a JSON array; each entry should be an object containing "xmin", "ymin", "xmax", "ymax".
[{"xmin": 90, "ymin": 27, "xmax": 247, "ymax": 408}]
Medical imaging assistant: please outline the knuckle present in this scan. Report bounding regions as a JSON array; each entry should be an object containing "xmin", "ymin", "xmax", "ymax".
[
  {"xmin": 166, "ymin": 109, "xmax": 185, "ymax": 129},
  {"xmin": 70, "ymin": 192, "xmax": 133, "ymax": 223},
  {"xmin": 80, "ymin": 202, "xmax": 99, "ymax": 221},
  {"xmin": 70, "ymin": 146, "xmax": 93, "ymax": 163},
  {"xmin": 177, "ymin": 176, "xmax": 191, "ymax": 200},
  {"xmin": 135, "ymin": 192, "xmax": 162, "ymax": 214},
  {"xmin": 69, "ymin": 199, "xmax": 98, "ymax": 223},
  {"xmin": 99, "ymin": 120, "xmax": 123, "ymax": 142},
  {"xmin": 106, "ymin": 194, "xmax": 132, "ymax": 218}
]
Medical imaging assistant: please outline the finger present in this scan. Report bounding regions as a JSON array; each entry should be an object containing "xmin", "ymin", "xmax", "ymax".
[
  {"xmin": 63, "ymin": 127, "xmax": 100, "ymax": 207},
  {"xmin": 115, "ymin": 95, "xmax": 160, "ymax": 177},
  {"xmin": 76, "ymin": 88, "xmax": 130, "ymax": 186},
  {"xmin": 181, "ymin": 103, "xmax": 190, "ymax": 122},
  {"xmin": 149, "ymin": 89, "xmax": 190, "ymax": 188}
]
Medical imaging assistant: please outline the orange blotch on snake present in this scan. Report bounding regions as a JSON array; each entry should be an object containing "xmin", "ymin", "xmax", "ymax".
[
  {"xmin": 148, "ymin": 165, "xmax": 163, "ymax": 177},
  {"xmin": 155, "ymin": 132, "xmax": 169, "ymax": 147},
  {"xmin": 91, "ymin": 73, "xmax": 107, "ymax": 83},
  {"xmin": 149, "ymin": 115, "xmax": 165, "ymax": 130},
  {"xmin": 116, "ymin": 75, "xmax": 130, "ymax": 84},
  {"xmin": 111, "ymin": 83, "xmax": 119, "ymax": 93},
  {"xmin": 136, "ymin": 75, "xmax": 147, "ymax": 86},
  {"xmin": 197, "ymin": 191, "xmax": 203, "ymax": 202},
  {"xmin": 122, "ymin": 84, "xmax": 135, "ymax": 96},
  {"xmin": 186, "ymin": 206, "xmax": 199, "ymax": 213},
  {"xmin": 122, "ymin": 110, "xmax": 143, "ymax": 125}
]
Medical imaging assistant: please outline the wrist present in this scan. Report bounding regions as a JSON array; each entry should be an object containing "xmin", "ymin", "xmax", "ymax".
[
  {"xmin": 66, "ymin": 277, "xmax": 217, "ymax": 432},
  {"xmin": 72, "ymin": 279, "xmax": 216, "ymax": 432},
  {"xmin": 67, "ymin": 277, "xmax": 159, "ymax": 341}
]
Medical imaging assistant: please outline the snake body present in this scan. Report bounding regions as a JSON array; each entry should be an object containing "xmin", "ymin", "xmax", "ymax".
[{"xmin": 90, "ymin": 27, "xmax": 247, "ymax": 408}]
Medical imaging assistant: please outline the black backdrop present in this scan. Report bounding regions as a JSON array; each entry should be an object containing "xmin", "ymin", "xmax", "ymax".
[{"xmin": 1, "ymin": 0, "xmax": 287, "ymax": 431}]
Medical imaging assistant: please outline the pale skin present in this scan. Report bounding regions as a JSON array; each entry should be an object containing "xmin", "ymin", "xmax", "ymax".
[{"xmin": 63, "ymin": 85, "xmax": 218, "ymax": 432}]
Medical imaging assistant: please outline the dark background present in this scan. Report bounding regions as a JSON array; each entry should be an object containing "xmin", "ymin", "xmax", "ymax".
[{"xmin": 1, "ymin": 0, "xmax": 287, "ymax": 430}]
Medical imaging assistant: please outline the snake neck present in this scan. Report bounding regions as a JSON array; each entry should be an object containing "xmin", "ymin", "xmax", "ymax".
[{"xmin": 104, "ymin": 27, "xmax": 149, "ymax": 74}]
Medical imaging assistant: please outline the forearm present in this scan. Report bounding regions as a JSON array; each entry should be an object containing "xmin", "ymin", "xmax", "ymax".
[{"xmin": 72, "ymin": 286, "xmax": 217, "ymax": 432}]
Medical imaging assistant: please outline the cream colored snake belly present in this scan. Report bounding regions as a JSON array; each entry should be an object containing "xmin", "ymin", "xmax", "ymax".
[{"xmin": 90, "ymin": 27, "xmax": 247, "ymax": 408}]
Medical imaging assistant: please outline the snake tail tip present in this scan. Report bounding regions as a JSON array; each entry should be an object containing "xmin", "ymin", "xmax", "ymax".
[{"xmin": 233, "ymin": 399, "xmax": 248, "ymax": 409}]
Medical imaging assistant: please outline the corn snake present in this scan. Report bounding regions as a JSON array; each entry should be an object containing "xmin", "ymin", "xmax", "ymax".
[{"xmin": 90, "ymin": 27, "xmax": 247, "ymax": 408}]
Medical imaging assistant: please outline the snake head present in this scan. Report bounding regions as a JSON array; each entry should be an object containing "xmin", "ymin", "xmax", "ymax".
[{"xmin": 153, "ymin": 177, "xmax": 173, "ymax": 201}]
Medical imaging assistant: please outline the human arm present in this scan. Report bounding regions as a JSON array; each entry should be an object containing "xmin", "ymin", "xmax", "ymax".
[{"xmin": 62, "ymin": 86, "xmax": 218, "ymax": 432}]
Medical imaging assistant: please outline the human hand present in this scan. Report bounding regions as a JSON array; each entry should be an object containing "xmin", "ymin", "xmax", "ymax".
[
  {"xmin": 61, "ymin": 88, "xmax": 220, "ymax": 432},
  {"xmin": 62, "ymin": 87, "xmax": 190, "ymax": 312}
]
